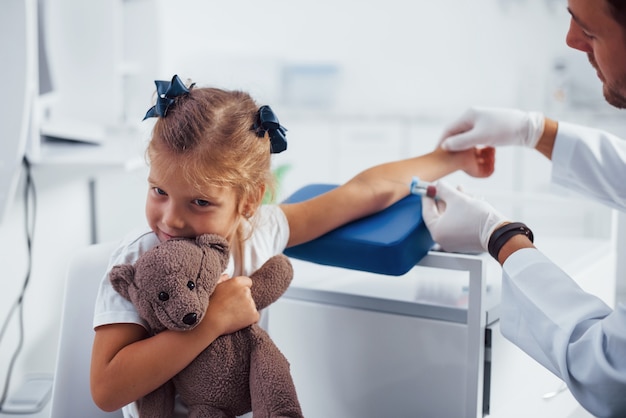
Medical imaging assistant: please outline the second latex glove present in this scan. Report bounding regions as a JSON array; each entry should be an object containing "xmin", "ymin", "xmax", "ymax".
[
  {"xmin": 422, "ymin": 181, "xmax": 508, "ymax": 253},
  {"xmin": 439, "ymin": 107, "xmax": 545, "ymax": 151}
]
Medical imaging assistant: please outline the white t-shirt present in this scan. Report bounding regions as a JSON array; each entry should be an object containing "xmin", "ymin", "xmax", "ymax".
[{"xmin": 92, "ymin": 205, "xmax": 290, "ymax": 418}]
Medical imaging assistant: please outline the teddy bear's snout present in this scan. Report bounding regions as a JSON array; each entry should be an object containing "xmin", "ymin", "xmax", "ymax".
[{"xmin": 183, "ymin": 312, "xmax": 198, "ymax": 326}]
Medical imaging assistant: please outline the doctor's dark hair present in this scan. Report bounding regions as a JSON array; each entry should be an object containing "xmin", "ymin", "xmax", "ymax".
[
  {"xmin": 146, "ymin": 86, "xmax": 276, "ymax": 213},
  {"xmin": 606, "ymin": 0, "xmax": 626, "ymax": 34}
]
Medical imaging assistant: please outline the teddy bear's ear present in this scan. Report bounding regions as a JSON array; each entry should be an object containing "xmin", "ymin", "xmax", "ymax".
[
  {"xmin": 196, "ymin": 234, "xmax": 229, "ymax": 254},
  {"xmin": 196, "ymin": 234, "xmax": 230, "ymax": 270},
  {"xmin": 109, "ymin": 264, "xmax": 136, "ymax": 301}
]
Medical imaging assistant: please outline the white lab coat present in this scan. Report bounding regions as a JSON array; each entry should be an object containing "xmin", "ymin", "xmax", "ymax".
[{"xmin": 500, "ymin": 122, "xmax": 626, "ymax": 418}]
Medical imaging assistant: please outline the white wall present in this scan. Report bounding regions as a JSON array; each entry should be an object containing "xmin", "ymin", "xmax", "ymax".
[
  {"xmin": 156, "ymin": 0, "xmax": 616, "ymax": 240},
  {"xmin": 0, "ymin": 0, "xmax": 622, "ymax": 404},
  {"xmin": 160, "ymin": 0, "xmax": 569, "ymax": 114}
]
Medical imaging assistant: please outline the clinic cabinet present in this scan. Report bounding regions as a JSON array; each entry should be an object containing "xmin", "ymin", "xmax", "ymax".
[{"xmin": 268, "ymin": 239, "xmax": 611, "ymax": 418}]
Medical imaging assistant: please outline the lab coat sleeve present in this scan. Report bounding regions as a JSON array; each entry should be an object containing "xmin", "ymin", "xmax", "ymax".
[
  {"xmin": 552, "ymin": 122, "xmax": 626, "ymax": 212},
  {"xmin": 500, "ymin": 248, "xmax": 626, "ymax": 418}
]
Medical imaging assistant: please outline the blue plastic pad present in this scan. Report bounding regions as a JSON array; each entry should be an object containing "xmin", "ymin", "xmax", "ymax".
[{"xmin": 282, "ymin": 184, "xmax": 434, "ymax": 276}]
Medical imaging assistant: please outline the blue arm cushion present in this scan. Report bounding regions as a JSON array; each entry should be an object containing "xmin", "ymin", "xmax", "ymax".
[{"xmin": 282, "ymin": 184, "xmax": 434, "ymax": 276}]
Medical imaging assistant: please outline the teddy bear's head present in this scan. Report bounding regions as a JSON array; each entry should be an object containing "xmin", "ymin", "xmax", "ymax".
[{"xmin": 109, "ymin": 234, "xmax": 230, "ymax": 334}]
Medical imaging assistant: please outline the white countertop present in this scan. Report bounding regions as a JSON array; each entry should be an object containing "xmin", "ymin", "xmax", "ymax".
[{"xmin": 286, "ymin": 235, "xmax": 615, "ymax": 320}]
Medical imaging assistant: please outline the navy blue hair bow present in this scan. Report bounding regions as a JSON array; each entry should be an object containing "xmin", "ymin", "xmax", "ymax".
[
  {"xmin": 253, "ymin": 105, "xmax": 287, "ymax": 154},
  {"xmin": 143, "ymin": 74, "xmax": 193, "ymax": 120}
]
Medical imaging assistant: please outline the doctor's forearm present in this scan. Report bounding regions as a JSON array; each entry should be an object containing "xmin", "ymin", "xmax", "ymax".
[{"xmin": 496, "ymin": 234, "xmax": 535, "ymax": 265}]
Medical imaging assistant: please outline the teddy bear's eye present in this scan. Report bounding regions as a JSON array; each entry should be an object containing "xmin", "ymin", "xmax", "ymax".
[
  {"xmin": 158, "ymin": 291, "xmax": 169, "ymax": 301},
  {"xmin": 187, "ymin": 281, "xmax": 195, "ymax": 290}
]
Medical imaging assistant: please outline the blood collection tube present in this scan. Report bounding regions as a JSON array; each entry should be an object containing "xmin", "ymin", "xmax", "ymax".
[{"xmin": 410, "ymin": 176, "xmax": 437, "ymax": 199}]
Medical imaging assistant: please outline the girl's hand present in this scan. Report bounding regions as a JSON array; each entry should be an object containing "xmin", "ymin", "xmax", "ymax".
[
  {"xmin": 460, "ymin": 146, "xmax": 495, "ymax": 178},
  {"xmin": 203, "ymin": 275, "xmax": 259, "ymax": 336}
]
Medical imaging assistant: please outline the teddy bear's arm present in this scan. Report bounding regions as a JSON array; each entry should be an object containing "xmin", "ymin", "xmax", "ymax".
[{"xmin": 249, "ymin": 254, "xmax": 294, "ymax": 311}]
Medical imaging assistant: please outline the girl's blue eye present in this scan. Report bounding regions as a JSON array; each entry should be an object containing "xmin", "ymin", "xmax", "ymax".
[
  {"xmin": 194, "ymin": 199, "xmax": 210, "ymax": 207},
  {"xmin": 155, "ymin": 187, "xmax": 167, "ymax": 196}
]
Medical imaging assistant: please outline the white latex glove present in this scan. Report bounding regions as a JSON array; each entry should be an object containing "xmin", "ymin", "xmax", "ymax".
[
  {"xmin": 439, "ymin": 107, "xmax": 545, "ymax": 151},
  {"xmin": 422, "ymin": 181, "xmax": 508, "ymax": 253}
]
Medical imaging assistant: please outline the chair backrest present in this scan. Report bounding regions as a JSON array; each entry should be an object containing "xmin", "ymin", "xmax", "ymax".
[{"xmin": 50, "ymin": 241, "xmax": 123, "ymax": 418}]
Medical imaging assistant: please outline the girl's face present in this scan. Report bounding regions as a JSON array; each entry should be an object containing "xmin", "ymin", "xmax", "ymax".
[{"xmin": 145, "ymin": 162, "xmax": 242, "ymax": 243}]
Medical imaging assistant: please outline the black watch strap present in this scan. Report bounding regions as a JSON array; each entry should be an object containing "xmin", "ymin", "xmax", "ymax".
[{"xmin": 487, "ymin": 222, "xmax": 534, "ymax": 260}]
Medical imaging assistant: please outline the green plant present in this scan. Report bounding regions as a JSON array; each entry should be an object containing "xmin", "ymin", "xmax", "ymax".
[{"xmin": 263, "ymin": 163, "xmax": 292, "ymax": 204}]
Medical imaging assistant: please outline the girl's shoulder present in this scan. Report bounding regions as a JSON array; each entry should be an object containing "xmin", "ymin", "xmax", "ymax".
[
  {"xmin": 109, "ymin": 226, "xmax": 160, "ymax": 267},
  {"xmin": 253, "ymin": 205, "xmax": 289, "ymax": 246},
  {"xmin": 232, "ymin": 205, "xmax": 289, "ymax": 276},
  {"xmin": 256, "ymin": 204, "xmax": 287, "ymax": 225}
]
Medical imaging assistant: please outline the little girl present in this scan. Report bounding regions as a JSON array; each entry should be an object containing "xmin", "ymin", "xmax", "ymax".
[{"xmin": 90, "ymin": 75, "xmax": 495, "ymax": 417}]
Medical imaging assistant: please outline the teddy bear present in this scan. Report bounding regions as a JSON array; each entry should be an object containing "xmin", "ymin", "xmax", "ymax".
[{"xmin": 109, "ymin": 233, "xmax": 303, "ymax": 418}]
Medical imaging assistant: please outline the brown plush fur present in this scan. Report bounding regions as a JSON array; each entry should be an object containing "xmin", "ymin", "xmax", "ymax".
[{"xmin": 110, "ymin": 234, "xmax": 303, "ymax": 418}]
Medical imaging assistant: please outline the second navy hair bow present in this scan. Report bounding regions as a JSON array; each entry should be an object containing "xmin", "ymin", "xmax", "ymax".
[{"xmin": 254, "ymin": 105, "xmax": 288, "ymax": 154}]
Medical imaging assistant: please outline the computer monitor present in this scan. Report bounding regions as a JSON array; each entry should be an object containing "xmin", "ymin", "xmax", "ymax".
[
  {"xmin": 0, "ymin": 0, "xmax": 35, "ymax": 225},
  {"xmin": 0, "ymin": 0, "xmax": 45, "ymax": 226}
]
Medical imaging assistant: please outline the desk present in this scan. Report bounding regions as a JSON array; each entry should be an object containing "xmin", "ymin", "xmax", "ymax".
[
  {"xmin": 30, "ymin": 132, "xmax": 147, "ymax": 243},
  {"xmin": 31, "ymin": 132, "xmax": 146, "ymax": 173}
]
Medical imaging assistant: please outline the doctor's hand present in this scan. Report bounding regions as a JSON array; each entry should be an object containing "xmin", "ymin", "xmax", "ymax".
[
  {"xmin": 421, "ymin": 181, "xmax": 508, "ymax": 254},
  {"xmin": 439, "ymin": 107, "xmax": 545, "ymax": 152}
]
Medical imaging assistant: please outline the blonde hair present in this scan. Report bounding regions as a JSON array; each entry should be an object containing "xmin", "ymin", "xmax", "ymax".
[{"xmin": 146, "ymin": 85, "xmax": 277, "ymax": 236}]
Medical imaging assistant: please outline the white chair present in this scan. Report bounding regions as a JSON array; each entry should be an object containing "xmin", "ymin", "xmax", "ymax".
[{"xmin": 50, "ymin": 241, "xmax": 123, "ymax": 418}]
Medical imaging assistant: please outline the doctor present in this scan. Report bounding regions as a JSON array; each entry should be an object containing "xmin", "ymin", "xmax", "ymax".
[{"xmin": 421, "ymin": 0, "xmax": 626, "ymax": 417}]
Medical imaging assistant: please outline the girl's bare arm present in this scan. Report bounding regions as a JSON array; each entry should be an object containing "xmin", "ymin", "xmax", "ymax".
[
  {"xmin": 90, "ymin": 276, "xmax": 258, "ymax": 412},
  {"xmin": 281, "ymin": 146, "xmax": 494, "ymax": 247}
]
